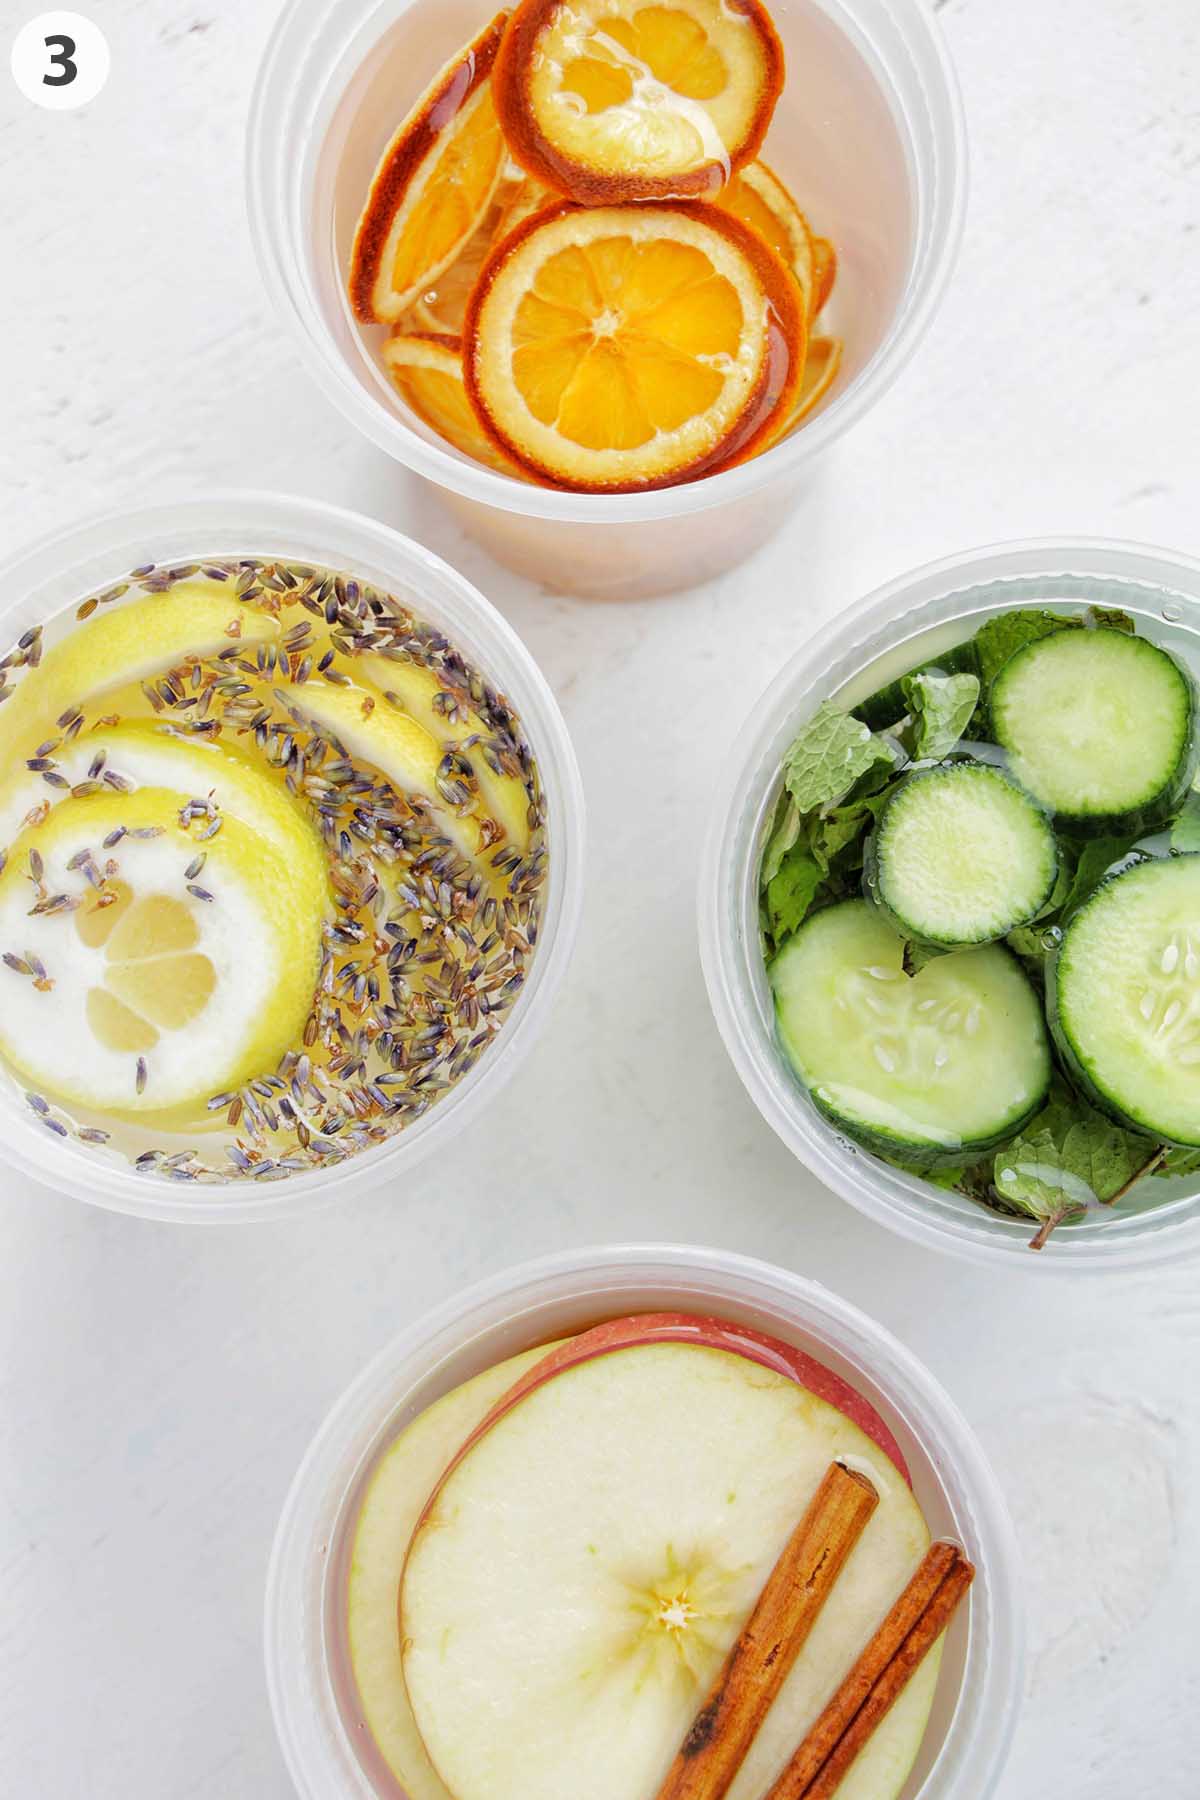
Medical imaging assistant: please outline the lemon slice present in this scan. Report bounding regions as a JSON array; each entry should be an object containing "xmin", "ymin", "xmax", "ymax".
[
  {"xmin": 287, "ymin": 675, "xmax": 530, "ymax": 864},
  {"xmin": 764, "ymin": 334, "xmax": 843, "ymax": 448},
  {"xmin": 0, "ymin": 724, "xmax": 328, "ymax": 890},
  {"xmin": 717, "ymin": 160, "xmax": 815, "ymax": 315},
  {"xmin": 494, "ymin": 0, "xmax": 785, "ymax": 203},
  {"xmin": 0, "ymin": 790, "xmax": 327, "ymax": 1119},
  {"xmin": 464, "ymin": 200, "xmax": 805, "ymax": 491},
  {"xmin": 357, "ymin": 652, "xmax": 533, "ymax": 850},
  {"xmin": 0, "ymin": 582, "xmax": 278, "ymax": 783},
  {"xmin": 382, "ymin": 333, "xmax": 521, "ymax": 476},
  {"xmin": 349, "ymin": 14, "xmax": 511, "ymax": 324}
]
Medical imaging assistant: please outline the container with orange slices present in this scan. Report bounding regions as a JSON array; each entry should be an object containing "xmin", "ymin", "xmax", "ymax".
[
  {"xmin": 248, "ymin": 0, "xmax": 964, "ymax": 592},
  {"xmin": 348, "ymin": 2, "xmax": 843, "ymax": 496}
]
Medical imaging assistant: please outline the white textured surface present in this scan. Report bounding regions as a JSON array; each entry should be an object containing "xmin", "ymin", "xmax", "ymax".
[{"xmin": 1, "ymin": 1, "xmax": 1199, "ymax": 1796}]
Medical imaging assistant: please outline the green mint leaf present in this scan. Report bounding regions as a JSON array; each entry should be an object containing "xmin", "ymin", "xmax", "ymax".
[
  {"xmin": 782, "ymin": 703, "xmax": 896, "ymax": 815},
  {"xmin": 1060, "ymin": 838, "xmax": 1143, "ymax": 915},
  {"xmin": 852, "ymin": 642, "xmax": 979, "ymax": 734},
  {"xmin": 973, "ymin": 609, "xmax": 1081, "ymax": 692},
  {"xmin": 1156, "ymin": 1145, "xmax": 1200, "ymax": 1180},
  {"xmin": 808, "ymin": 781, "xmax": 903, "ymax": 877},
  {"xmin": 992, "ymin": 1096, "xmax": 1161, "ymax": 1242},
  {"xmin": 761, "ymin": 794, "xmax": 803, "ymax": 887},
  {"xmin": 1086, "ymin": 606, "xmax": 1136, "ymax": 634},
  {"xmin": 903, "ymin": 940, "xmax": 949, "ymax": 976},
  {"xmin": 901, "ymin": 669, "xmax": 981, "ymax": 761},
  {"xmin": 1171, "ymin": 788, "xmax": 1200, "ymax": 854},
  {"xmin": 1004, "ymin": 924, "xmax": 1051, "ymax": 988},
  {"xmin": 765, "ymin": 845, "xmax": 824, "ymax": 944}
]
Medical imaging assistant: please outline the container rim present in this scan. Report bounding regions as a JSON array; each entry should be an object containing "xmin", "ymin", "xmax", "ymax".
[
  {"xmin": 699, "ymin": 534, "xmax": 1200, "ymax": 1273},
  {"xmin": 0, "ymin": 490, "xmax": 585, "ymax": 1223},
  {"xmin": 264, "ymin": 1241, "xmax": 1025, "ymax": 1800},
  {"xmin": 244, "ymin": 0, "xmax": 968, "ymax": 526}
]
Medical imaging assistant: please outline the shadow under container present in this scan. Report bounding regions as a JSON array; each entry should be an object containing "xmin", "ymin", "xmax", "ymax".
[
  {"xmin": 247, "ymin": 0, "xmax": 966, "ymax": 598},
  {"xmin": 701, "ymin": 538, "xmax": 1200, "ymax": 1271},
  {"xmin": 264, "ymin": 1243, "xmax": 1024, "ymax": 1800},
  {"xmin": 0, "ymin": 493, "xmax": 584, "ymax": 1223}
]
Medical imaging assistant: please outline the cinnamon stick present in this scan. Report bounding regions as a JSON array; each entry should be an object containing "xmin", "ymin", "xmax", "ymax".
[
  {"xmin": 765, "ymin": 1543, "xmax": 976, "ymax": 1800},
  {"xmin": 653, "ymin": 1462, "xmax": 879, "ymax": 1800}
]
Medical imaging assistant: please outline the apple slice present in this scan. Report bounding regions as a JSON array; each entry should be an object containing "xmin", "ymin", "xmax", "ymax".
[
  {"xmin": 465, "ymin": 1313, "xmax": 910, "ymax": 1484},
  {"xmin": 347, "ymin": 1342, "xmax": 566, "ymax": 1800},
  {"xmin": 401, "ymin": 1339, "xmax": 940, "ymax": 1800}
]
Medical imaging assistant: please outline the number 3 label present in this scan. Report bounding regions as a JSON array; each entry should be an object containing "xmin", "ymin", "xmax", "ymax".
[{"xmin": 11, "ymin": 12, "xmax": 109, "ymax": 109}]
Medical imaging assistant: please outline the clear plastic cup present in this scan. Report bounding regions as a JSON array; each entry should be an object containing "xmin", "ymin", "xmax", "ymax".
[
  {"xmin": 700, "ymin": 537, "xmax": 1200, "ymax": 1272},
  {"xmin": 246, "ymin": 0, "xmax": 966, "ymax": 599},
  {"xmin": 0, "ymin": 493, "xmax": 585, "ymax": 1223},
  {"xmin": 264, "ymin": 1242, "xmax": 1024, "ymax": 1800}
]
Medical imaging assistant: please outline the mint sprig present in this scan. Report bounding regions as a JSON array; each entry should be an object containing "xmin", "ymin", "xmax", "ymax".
[{"xmin": 991, "ymin": 1095, "xmax": 1163, "ymax": 1248}]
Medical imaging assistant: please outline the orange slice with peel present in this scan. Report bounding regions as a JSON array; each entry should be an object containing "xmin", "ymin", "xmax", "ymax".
[
  {"xmin": 383, "ymin": 332, "xmax": 521, "ymax": 476},
  {"xmin": 349, "ymin": 14, "xmax": 510, "ymax": 324},
  {"xmin": 811, "ymin": 234, "xmax": 837, "ymax": 319},
  {"xmin": 463, "ymin": 199, "xmax": 804, "ymax": 492},
  {"xmin": 764, "ymin": 334, "xmax": 843, "ymax": 448},
  {"xmin": 716, "ymin": 159, "xmax": 815, "ymax": 315},
  {"xmin": 493, "ymin": 0, "xmax": 784, "ymax": 204},
  {"xmin": 497, "ymin": 173, "xmax": 555, "ymax": 236},
  {"xmin": 409, "ymin": 200, "xmax": 509, "ymax": 338}
]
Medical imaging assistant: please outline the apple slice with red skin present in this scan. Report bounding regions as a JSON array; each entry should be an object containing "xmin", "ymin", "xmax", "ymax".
[
  {"xmin": 449, "ymin": 1311, "xmax": 910, "ymax": 1490},
  {"xmin": 399, "ymin": 1325, "xmax": 936, "ymax": 1800}
]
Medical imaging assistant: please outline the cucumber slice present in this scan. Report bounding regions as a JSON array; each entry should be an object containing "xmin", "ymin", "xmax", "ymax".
[
  {"xmin": 991, "ymin": 628, "xmax": 1197, "ymax": 835},
  {"xmin": 770, "ymin": 899, "xmax": 1052, "ymax": 1160},
  {"xmin": 1052, "ymin": 855, "xmax": 1200, "ymax": 1146},
  {"xmin": 867, "ymin": 764, "xmax": 1058, "ymax": 947}
]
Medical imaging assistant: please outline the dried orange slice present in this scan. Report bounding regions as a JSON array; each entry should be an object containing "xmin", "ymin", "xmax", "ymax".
[
  {"xmin": 493, "ymin": 0, "xmax": 784, "ymax": 204},
  {"xmin": 764, "ymin": 334, "xmax": 843, "ymax": 448},
  {"xmin": 464, "ymin": 200, "xmax": 804, "ymax": 492},
  {"xmin": 409, "ymin": 195, "xmax": 511, "ymax": 337},
  {"xmin": 409, "ymin": 171, "xmax": 555, "ymax": 335},
  {"xmin": 716, "ymin": 159, "xmax": 814, "ymax": 315},
  {"xmin": 383, "ymin": 332, "xmax": 521, "ymax": 476},
  {"xmin": 811, "ymin": 234, "xmax": 837, "ymax": 319},
  {"xmin": 349, "ymin": 14, "xmax": 510, "ymax": 324},
  {"xmin": 497, "ymin": 173, "xmax": 555, "ymax": 235}
]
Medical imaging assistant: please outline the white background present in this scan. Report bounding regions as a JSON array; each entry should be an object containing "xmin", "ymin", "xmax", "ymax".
[{"xmin": 2, "ymin": 0, "xmax": 1199, "ymax": 1795}]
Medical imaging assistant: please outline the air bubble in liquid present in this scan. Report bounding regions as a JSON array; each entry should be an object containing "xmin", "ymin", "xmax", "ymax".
[{"xmin": 1162, "ymin": 602, "xmax": 1184, "ymax": 622}]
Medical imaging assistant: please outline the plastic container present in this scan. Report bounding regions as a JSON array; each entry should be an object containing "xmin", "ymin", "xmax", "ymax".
[
  {"xmin": 700, "ymin": 537, "xmax": 1200, "ymax": 1272},
  {"xmin": 0, "ymin": 493, "xmax": 585, "ymax": 1224},
  {"xmin": 264, "ymin": 1242, "xmax": 1024, "ymax": 1800},
  {"xmin": 246, "ymin": 0, "xmax": 966, "ymax": 599}
]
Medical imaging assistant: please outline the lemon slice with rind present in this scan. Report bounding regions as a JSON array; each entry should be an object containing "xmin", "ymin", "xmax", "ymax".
[
  {"xmin": 0, "ymin": 582, "xmax": 278, "ymax": 785},
  {"xmin": 493, "ymin": 0, "xmax": 784, "ymax": 203},
  {"xmin": 717, "ymin": 159, "xmax": 814, "ymax": 314},
  {"xmin": 358, "ymin": 651, "xmax": 533, "ymax": 851},
  {"xmin": 0, "ymin": 724, "xmax": 328, "ymax": 894},
  {"xmin": 382, "ymin": 333, "xmax": 521, "ymax": 477},
  {"xmin": 285, "ymin": 676, "xmax": 528, "ymax": 865},
  {"xmin": 349, "ymin": 14, "xmax": 511, "ymax": 324},
  {"xmin": 0, "ymin": 790, "xmax": 328, "ymax": 1119},
  {"xmin": 464, "ymin": 200, "xmax": 804, "ymax": 491}
]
